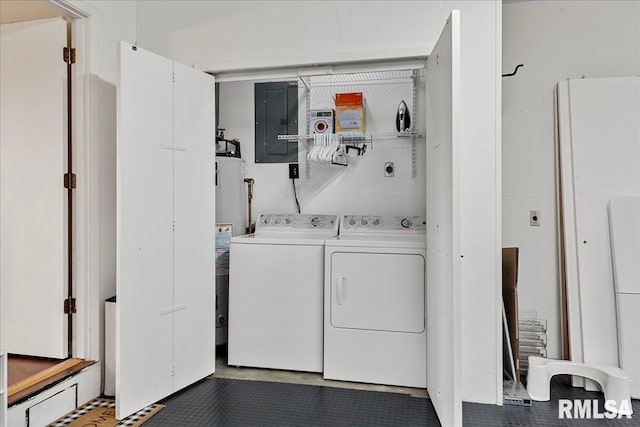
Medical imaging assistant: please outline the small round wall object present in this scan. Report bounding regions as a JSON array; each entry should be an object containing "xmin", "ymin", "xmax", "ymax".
[{"xmin": 385, "ymin": 162, "xmax": 394, "ymax": 177}]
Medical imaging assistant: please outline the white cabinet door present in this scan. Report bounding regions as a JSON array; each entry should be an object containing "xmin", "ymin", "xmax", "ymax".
[
  {"xmin": 426, "ymin": 11, "xmax": 462, "ymax": 427},
  {"xmin": 116, "ymin": 42, "xmax": 216, "ymax": 420},
  {"xmin": 172, "ymin": 61, "xmax": 216, "ymax": 392},
  {"xmin": 116, "ymin": 42, "xmax": 175, "ymax": 420},
  {"xmin": 0, "ymin": 18, "xmax": 69, "ymax": 358}
]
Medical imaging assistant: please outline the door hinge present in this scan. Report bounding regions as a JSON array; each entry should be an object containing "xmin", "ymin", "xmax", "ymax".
[
  {"xmin": 64, "ymin": 173, "xmax": 76, "ymax": 189},
  {"xmin": 64, "ymin": 297, "xmax": 77, "ymax": 314},
  {"xmin": 63, "ymin": 47, "xmax": 76, "ymax": 64}
]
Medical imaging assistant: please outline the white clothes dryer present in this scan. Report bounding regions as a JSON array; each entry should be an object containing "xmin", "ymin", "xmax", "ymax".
[
  {"xmin": 324, "ymin": 215, "xmax": 427, "ymax": 388},
  {"xmin": 228, "ymin": 213, "xmax": 338, "ymax": 373}
]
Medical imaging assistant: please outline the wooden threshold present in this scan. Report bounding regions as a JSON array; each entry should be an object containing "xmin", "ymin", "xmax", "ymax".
[
  {"xmin": 8, "ymin": 358, "xmax": 96, "ymax": 406},
  {"xmin": 8, "ymin": 355, "xmax": 62, "ymax": 385}
]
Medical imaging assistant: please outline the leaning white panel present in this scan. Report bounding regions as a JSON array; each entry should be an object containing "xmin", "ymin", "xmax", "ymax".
[{"xmin": 609, "ymin": 197, "xmax": 640, "ymax": 398}]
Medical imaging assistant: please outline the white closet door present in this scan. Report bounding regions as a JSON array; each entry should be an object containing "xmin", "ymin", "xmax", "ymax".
[
  {"xmin": 117, "ymin": 43, "xmax": 216, "ymax": 420},
  {"xmin": 172, "ymin": 61, "xmax": 216, "ymax": 392},
  {"xmin": 0, "ymin": 18, "xmax": 68, "ymax": 358},
  {"xmin": 425, "ymin": 11, "xmax": 462, "ymax": 427},
  {"xmin": 116, "ymin": 42, "xmax": 174, "ymax": 419}
]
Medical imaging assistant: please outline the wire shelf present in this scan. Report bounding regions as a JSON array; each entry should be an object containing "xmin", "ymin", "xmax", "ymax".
[
  {"xmin": 301, "ymin": 69, "xmax": 425, "ymax": 87},
  {"xmin": 278, "ymin": 130, "xmax": 422, "ymax": 142}
]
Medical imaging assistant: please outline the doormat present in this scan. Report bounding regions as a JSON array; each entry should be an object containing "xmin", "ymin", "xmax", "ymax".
[{"xmin": 48, "ymin": 397, "xmax": 164, "ymax": 427}]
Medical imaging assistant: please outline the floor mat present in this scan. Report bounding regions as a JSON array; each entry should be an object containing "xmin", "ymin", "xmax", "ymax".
[
  {"xmin": 463, "ymin": 377, "xmax": 640, "ymax": 426},
  {"xmin": 145, "ymin": 377, "xmax": 435, "ymax": 427},
  {"xmin": 48, "ymin": 397, "xmax": 164, "ymax": 427}
]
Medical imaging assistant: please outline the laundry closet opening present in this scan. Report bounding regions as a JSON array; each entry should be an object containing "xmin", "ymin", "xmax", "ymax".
[
  {"xmin": 115, "ymin": 13, "xmax": 463, "ymax": 422},
  {"xmin": 212, "ymin": 61, "xmax": 428, "ymax": 395}
]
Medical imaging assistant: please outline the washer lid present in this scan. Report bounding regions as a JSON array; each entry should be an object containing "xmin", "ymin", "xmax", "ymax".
[{"xmin": 231, "ymin": 233, "xmax": 333, "ymax": 246}]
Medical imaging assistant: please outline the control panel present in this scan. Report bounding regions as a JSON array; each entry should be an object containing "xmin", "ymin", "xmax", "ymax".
[
  {"xmin": 340, "ymin": 215, "xmax": 426, "ymax": 233},
  {"xmin": 255, "ymin": 214, "xmax": 339, "ymax": 233}
]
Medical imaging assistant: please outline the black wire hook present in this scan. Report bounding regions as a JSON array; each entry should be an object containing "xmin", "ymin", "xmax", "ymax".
[{"xmin": 502, "ymin": 64, "xmax": 524, "ymax": 78}]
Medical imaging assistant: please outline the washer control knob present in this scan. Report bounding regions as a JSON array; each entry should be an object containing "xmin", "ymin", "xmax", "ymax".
[
  {"xmin": 400, "ymin": 217, "xmax": 413, "ymax": 229},
  {"xmin": 263, "ymin": 216, "xmax": 272, "ymax": 224},
  {"xmin": 372, "ymin": 218, "xmax": 380, "ymax": 226},
  {"xmin": 311, "ymin": 217, "xmax": 321, "ymax": 227},
  {"xmin": 275, "ymin": 218, "xmax": 282, "ymax": 225},
  {"xmin": 349, "ymin": 218, "xmax": 357, "ymax": 226},
  {"xmin": 285, "ymin": 217, "xmax": 292, "ymax": 225},
  {"xmin": 361, "ymin": 218, "xmax": 368, "ymax": 226}
]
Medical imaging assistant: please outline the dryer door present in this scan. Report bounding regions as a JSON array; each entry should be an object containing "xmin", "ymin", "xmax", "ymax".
[{"xmin": 330, "ymin": 252, "xmax": 425, "ymax": 333}]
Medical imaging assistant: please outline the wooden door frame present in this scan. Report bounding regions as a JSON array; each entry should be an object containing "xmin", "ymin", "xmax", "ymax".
[{"xmin": 46, "ymin": 0, "xmax": 100, "ymax": 363}]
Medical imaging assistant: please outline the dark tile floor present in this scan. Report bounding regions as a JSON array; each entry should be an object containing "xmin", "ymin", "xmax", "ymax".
[
  {"xmin": 464, "ymin": 377, "xmax": 639, "ymax": 426},
  {"xmin": 145, "ymin": 376, "xmax": 639, "ymax": 426}
]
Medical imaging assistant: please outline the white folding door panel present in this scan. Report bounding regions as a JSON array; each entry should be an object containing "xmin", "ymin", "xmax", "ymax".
[
  {"xmin": 0, "ymin": 18, "xmax": 68, "ymax": 358},
  {"xmin": 117, "ymin": 42, "xmax": 216, "ymax": 420},
  {"xmin": 117, "ymin": 43, "xmax": 174, "ymax": 419},
  {"xmin": 425, "ymin": 11, "xmax": 462, "ymax": 427},
  {"xmin": 172, "ymin": 62, "xmax": 216, "ymax": 391}
]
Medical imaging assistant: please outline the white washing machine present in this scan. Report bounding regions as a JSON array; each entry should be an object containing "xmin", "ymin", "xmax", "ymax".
[
  {"xmin": 324, "ymin": 214, "xmax": 427, "ymax": 388},
  {"xmin": 228, "ymin": 213, "xmax": 339, "ymax": 372}
]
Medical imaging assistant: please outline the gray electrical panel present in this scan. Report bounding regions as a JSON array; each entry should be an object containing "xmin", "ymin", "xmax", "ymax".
[{"xmin": 255, "ymin": 81, "xmax": 298, "ymax": 163}]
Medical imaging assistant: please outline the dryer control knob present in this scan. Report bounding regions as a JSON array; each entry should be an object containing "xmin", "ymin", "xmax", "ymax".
[
  {"xmin": 275, "ymin": 218, "xmax": 282, "ymax": 225},
  {"xmin": 311, "ymin": 217, "xmax": 321, "ymax": 227},
  {"xmin": 285, "ymin": 218, "xmax": 292, "ymax": 225},
  {"xmin": 349, "ymin": 218, "xmax": 357, "ymax": 226},
  {"xmin": 400, "ymin": 217, "xmax": 413, "ymax": 228},
  {"xmin": 361, "ymin": 218, "xmax": 369, "ymax": 226},
  {"xmin": 372, "ymin": 218, "xmax": 381, "ymax": 226},
  {"xmin": 264, "ymin": 217, "xmax": 272, "ymax": 224}
]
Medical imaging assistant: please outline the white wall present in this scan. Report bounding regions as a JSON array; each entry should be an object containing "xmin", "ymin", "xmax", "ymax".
[
  {"xmin": 136, "ymin": 1, "xmax": 447, "ymax": 72},
  {"xmin": 136, "ymin": 0, "xmax": 501, "ymax": 405},
  {"xmin": 81, "ymin": 0, "xmax": 137, "ymax": 365},
  {"xmin": 502, "ymin": 0, "xmax": 640, "ymax": 360},
  {"xmin": 218, "ymin": 76, "xmax": 427, "ymax": 218}
]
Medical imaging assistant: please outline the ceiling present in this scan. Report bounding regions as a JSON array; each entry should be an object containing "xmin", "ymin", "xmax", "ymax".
[{"xmin": 0, "ymin": 1, "xmax": 67, "ymax": 25}]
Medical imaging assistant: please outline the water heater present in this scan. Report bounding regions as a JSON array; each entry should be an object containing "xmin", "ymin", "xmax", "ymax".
[
  {"xmin": 215, "ymin": 156, "xmax": 248, "ymax": 346},
  {"xmin": 215, "ymin": 156, "xmax": 247, "ymax": 235}
]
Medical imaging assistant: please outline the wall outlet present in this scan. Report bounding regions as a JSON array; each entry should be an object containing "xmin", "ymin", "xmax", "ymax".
[
  {"xmin": 289, "ymin": 163, "xmax": 299, "ymax": 179},
  {"xmin": 384, "ymin": 162, "xmax": 394, "ymax": 177},
  {"xmin": 530, "ymin": 210, "xmax": 541, "ymax": 226}
]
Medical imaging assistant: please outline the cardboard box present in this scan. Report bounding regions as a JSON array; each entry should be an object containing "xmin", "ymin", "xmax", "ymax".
[{"xmin": 335, "ymin": 92, "xmax": 365, "ymax": 133}]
